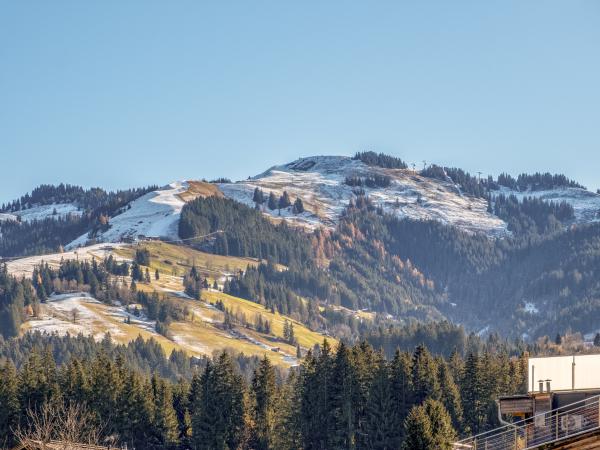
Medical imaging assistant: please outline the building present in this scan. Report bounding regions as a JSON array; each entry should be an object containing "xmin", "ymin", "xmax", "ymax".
[{"xmin": 454, "ymin": 354, "xmax": 600, "ymax": 449}]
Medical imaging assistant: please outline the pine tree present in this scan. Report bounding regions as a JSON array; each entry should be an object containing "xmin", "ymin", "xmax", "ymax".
[
  {"xmin": 402, "ymin": 404, "xmax": 434, "ymax": 450},
  {"xmin": 329, "ymin": 342, "xmax": 357, "ymax": 449},
  {"xmin": 293, "ymin": 197, "xmax": 305, "ymax": 214},
  {"xmin": 411, "ymin": 344, "xmax": 440, "ymax": 404},
  {"xmin": 461, "ymin": 352, "xmax": 486, "ymax": 434},
  {"xmin": 155, "ymin": 269, "xmax": 160, "ymax": 281},
  {"xmin": 423, "ymin": 398, "xmax": 456, "ymax": 449},
  {"xmin": 389, "ymin": 350, "xmax": 412, "ymax": 446},
  {"xmin": 253, "ymin": 188, "xmax": 265, "ymax": 205},
  {"xmin": 191, "ymin": 353, "xmax": 245, "ymax": 450},
  {"xmin": 267, "ymin": 192, "xmax": 278, "ymax": 211},
  {"xmin": 117, "ymin": 371, "xmax": 154, "ymax": 448},
  {"xmin": 251, "ymin": 356, "xmax": 277, "ymax": 450},
  {"xmin": 363, "ymin": 358, "xmax": 395, "ymax": 450},
  {"xmin": 151, "ymin": 374, "xmax": 180, "ymax": 449},
  {"xmin": 278, "ymin": 191, "xmax": 291, "ymax": 210},
  {"xmin": 0, "ymin": 361, "xmax": 19, "ymax": 448},
  {"xmin": 437, "ymin": 359, "xmax": 464, "ymax": 432}
]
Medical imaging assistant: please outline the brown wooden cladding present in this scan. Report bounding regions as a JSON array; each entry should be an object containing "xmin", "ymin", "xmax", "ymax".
[{"xmin": 499, "ymin": 397, "xmax": 534, "ymax": 415}]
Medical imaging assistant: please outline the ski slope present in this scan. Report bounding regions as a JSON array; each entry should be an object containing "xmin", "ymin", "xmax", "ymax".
[
  {"xmin": 220, "ymin": 156, "xmax": 509, "ymax": 236},
  {"xmin": 67, "ymin": 182, "xmax": 188, "ymax": 248}
]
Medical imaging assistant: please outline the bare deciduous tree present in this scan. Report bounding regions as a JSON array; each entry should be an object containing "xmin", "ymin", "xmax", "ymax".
[{"xmin": 15, "ymin": 401, "xmax": 104, "ymax": 450}]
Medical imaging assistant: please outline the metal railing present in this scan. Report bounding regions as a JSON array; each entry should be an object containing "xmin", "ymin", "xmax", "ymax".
[{"xmin": 453, "ymin": 395, "xmax": 600, "ymax": 450}]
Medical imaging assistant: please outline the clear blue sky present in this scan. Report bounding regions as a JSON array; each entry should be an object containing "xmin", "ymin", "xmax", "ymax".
[{"xmin": 1, "ymin": 1, "xmax": 599, "ymax": 203}]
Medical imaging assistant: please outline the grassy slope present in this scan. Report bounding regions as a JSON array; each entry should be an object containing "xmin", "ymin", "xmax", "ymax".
[{"xmin": 25, "ymin": 240, "xmax": 333, "ymax": 366}]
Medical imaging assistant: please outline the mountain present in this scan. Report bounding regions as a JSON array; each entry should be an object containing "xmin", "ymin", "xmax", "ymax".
[
  {"xmin": 219, "ymin": 155, "xmax": 509, "ymax": 235},
  {"xmin": 2, "ymin": 152, "xmax": 600, "ymax": 342}
]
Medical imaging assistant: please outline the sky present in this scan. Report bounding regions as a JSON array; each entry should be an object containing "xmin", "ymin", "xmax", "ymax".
[{"xmin": 1, "ymin": 1, "xmax": 599, "ymax": 203}]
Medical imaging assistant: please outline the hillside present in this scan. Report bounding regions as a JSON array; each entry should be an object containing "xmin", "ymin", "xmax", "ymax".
[
  {"xmin": 6, "ymin": 241, "xmax": 332, "ymax": 366},
  {"xmin": 3, "ymin": 153, "xmax": 600, "ymax": 341}
]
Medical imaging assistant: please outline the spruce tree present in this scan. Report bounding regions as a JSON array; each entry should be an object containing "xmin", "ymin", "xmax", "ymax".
[
  {"xmin": 461, "ymin": 352, "xmax": 486, "ymax": 434},
  {"xmin": 363, "ymin": 359, "xmax": 395, "ymax": 450},
  {"xmin": 411, "ymin": 344, "xmax": 440, "ymax": 404},
  {"xmin": 251, "ymin": 356, "xmax": 277, "ymax": 450},
  {"xmin": 402, "ymin": 404, "xmax": 434, "ymax": 450},
  {"xmin": 293, "ymin": 197, "xmax": 305, "ymax": 214},
  {"xmin": 329, "ymin": 342, "xmax": 357, "ymax": 449},
  {"xmin": 267, "ymin": 193, "xmax": 278, "ymax": 211},
  {"xmin": 423, "ymin": 398, "xmax": 456, "ymax": 449},
  {"xmin": 389, "ymin": 350, "xmax": 412, "ymax": 446},
  {"xmin": 0, "ymin": 361, "xmax": 19, "ymax": 448},
  {"xmin": 191, "ymin": 353, "xmax": 245, "ymax": 450},
  {"xmin": 437, "ymin": 359, "xmax": 464, "ymax": 432},
  {"xmin": 151, "ymin": 374, "xmax": 180, "ymax": 449}
]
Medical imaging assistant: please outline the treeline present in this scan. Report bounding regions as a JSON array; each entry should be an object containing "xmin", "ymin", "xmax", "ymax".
[
  {"xmin": 421, "ymin": 165, "xmax": 489, "ymax": 198},
  {"xmin": 491, "ymin": 194, "xmax": 575, "ymax": 236},
  {"xmin": 1, "ymin": 183, "xmax": 157, "ymax": 215},
  {"xmin": 353, "ymin": 151, "xmax": 408, "ymax": 169},
  {"xmin": 496, "ymin": 172, "xmax": 584, "ymax": 191},
  {"xmin": 252, "ymin": 188, "xmax": 305, "ymax": 214},
  {"xmin": 344, "ymin": 174, "xmax": 392, "ymax": 188},
  {"xmin": 0, "ymin": 184, "xmax": 156, "ymax": 257},
  {"xmin": 179, "ymin": 197, "xmax": 313, "ymax": 266},
  {"xmin": 0, "ymin": 337, "xmax": 527, "ymax": 450},
  {"xmin": 0, "ymin": 265, "xmax": 37, "ymax": 339},
  {"xmin": 0, "ymin": 215, "xmax": 90, "ymax": 257},
  {"xmin": 420, "ymin": 164, "xmax": 585, "ymax": 199}
]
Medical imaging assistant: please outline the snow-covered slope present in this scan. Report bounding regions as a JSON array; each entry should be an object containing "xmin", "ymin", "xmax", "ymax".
[
  {"xmin": 67, "ymin": 182, "xmax": 188, "ymax": 249},
  {"xmin": 492, "ymin": 186, "xmax": 600, "ymax": 224},
  {"xmin": 219, "ymin": 156, "xmax": 510, "ymax": 236},
  {"xmin": 0, "ymin": 212, "xmax": 18, "ymax": 222},
  {"xmin": 15, "ymin": 203, "xmax": 82, "ymax": 222}
]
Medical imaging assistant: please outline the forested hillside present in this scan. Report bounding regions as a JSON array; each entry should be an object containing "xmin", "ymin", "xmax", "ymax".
[
  {"xmin": 0, "ymin": 333, "xmax": 527, "ymax": 450},
  {"xmin": 0, "ymin": 184, "xmax": 156, "ymax": 257}
]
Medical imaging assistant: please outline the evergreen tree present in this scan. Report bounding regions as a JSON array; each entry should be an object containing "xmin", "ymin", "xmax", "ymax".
[
  {"xmin": 594, "ymin": 333, "xmax": 600, "ymax": 347},
  {"xmin": 155, "ymin": 269, "xmax": 160, "ymax": 281},
  {"xmin": 267, "ymin": 192, "xmax": 278, "ymax": 211},
  {"xmin": 423, "ymin": 398, "xmax": 456, "ymax": 449},
  {"xmin": 151, "ymin": 374, "xmax": 180, "ymax": 449},
  {"xmin": 250, "ymin": 356, "xmax": 277, "ymax": 450},
  {"xmin": 117, "ymin": 371, "xmax": 154, "ymax": 448},
  {"xmin": 0, "ymin": 361, "xmax": 19, "ymax": 449},
  {"xmin": 363, "ymin": 359, "xmax": 395, "ymax": 450},
  {"xmin": 411, "ymin": 345, "xmax": 440, "ymax": 404},
  {"xmin": 388, "ymin": 350, "xmax": 412, "ymax": 447},
  {"xmin": 279, "ymin": 191, "xmax": 291, "ymax": 210},
  {"xmin": 329, "ymin": 342, "xmax": 357, "ymax": 449},
  {"xmin": 461, "ymin": 353, "xmax": 486, "ymax": 434},
  {"xmin": 253, "ymin": 188, "xmax": 265, "ymax": 205},
  {"xmin": 191, "ymin": 353, "xmax": 245, "ymax": 450},
  {"xmin": 402, "ymin": 404, "xmax": 434, "ymax": 450},
  {"xmin": 437, "ymin": 359, "xmax": 464, "ymax": 432},
  {"xmin": 293, "ymin": 197, "xmax": 305, "ymax": 214}
]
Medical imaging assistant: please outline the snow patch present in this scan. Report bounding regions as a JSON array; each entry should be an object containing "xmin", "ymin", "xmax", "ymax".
[
  {"xmin": 15, "ymin": 203, "xmax": 82, "ymax": 223},
  {"xmin": 221, "ymin": 156, "xmax": 509, "ymax": 236},
  {"xmin": 67, "ymin": 182, "xmax": 188, "ymax": 248},
  {"xmin": 524, "ymin": 302, "xmax": 539, "ymax": 314}
]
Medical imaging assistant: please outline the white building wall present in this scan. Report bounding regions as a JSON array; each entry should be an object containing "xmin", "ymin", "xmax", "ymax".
[{"xmin": 528, "ymin": 355, "xmax": 600, "ymax": 392}]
